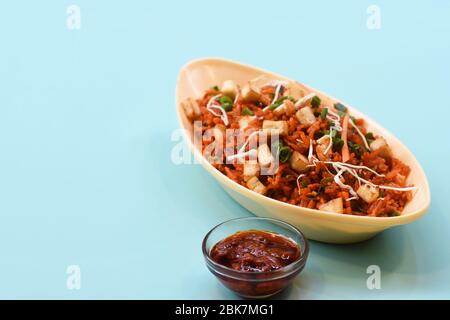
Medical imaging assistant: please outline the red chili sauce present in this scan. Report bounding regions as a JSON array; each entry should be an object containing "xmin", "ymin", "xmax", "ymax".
[{"xmin": 210, "ymin": 230, "xmax": 301, "ymax": 272}]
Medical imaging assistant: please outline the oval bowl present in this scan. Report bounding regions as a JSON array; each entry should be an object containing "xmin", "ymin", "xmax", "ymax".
[{"xmin": 175, "ymin": 58, "xmax": 431, "ymax": 244}]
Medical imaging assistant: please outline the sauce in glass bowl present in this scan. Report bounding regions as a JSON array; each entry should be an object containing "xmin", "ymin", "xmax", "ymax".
[
  {"xmin": 210, "ymin": 230, "xmax": 301, "ymax": 272},
  {"xmin": 203, "ymin": 217, "xmax": 309, "ymax": 298}
]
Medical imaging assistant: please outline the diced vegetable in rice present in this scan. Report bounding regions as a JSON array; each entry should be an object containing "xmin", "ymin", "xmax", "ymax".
[{"xmin": 182, "ymin": 77, "xmax": 417, "ymax": 216}]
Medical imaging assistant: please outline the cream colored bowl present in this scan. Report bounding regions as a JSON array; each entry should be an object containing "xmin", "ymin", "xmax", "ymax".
[{"xmin": 175, "ymin": 58, "xmax": 431, "ymax": 244}]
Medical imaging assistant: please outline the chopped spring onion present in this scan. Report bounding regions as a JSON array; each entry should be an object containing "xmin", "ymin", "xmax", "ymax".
[
  {"xmin": 279, "ymin": 146, "xmax": 291, "ymax": 163},
  {"xmin": 334, "ymin": 102, "xmax": 347, "ymax": 113},
  {"xmin": 332, "ymin": 136, "xmax": 344, "ymax": 151},
  {"xmin": 267, "ymin": 96, "xmax": 294, "ymax": 111},
  {"xmin": 219, "ymin": 96, "xmax": 233, "ymax": 112},
  {"xmin": 222, "ymin": 103, "xmax": 233, "ymax": 112},
  {"xmin": 348, "ymin": 141, "xmax": 362, "ymax": 158},
  {"xmin": 272, "ymin": 140, "xmax": 291, "ymax": 163},
  {"xmin": 311, "ymin": 96, "xmax": 321, "ymax": 108},
  {"xmin": 241, "ymin": 107, "xmax": 254, "ymax": 116},
  {"xmin": 365, "ymin": 132, "xmax": 375, "ymax": 145},
  {"xmin": 219, "ymin": 96, "xmax": 233, "ymax": 104},
  {"xmin": 269, "ymin": 100, "xmax": 285, "ymax": 111}
]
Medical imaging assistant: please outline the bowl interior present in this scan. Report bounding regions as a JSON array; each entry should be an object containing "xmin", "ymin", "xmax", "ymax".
[{"xmin": 176, "ymin": 58, "xmax": 430, "ymax": 219}]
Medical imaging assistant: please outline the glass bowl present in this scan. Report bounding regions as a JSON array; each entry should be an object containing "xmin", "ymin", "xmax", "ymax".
[{"xmin": 202, "ymin": 217, "xmax": 309, "ymax": 299}]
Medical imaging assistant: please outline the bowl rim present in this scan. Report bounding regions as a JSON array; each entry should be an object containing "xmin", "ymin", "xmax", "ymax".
[
  {"xmin": 202, "ymin": 217, "xmax": 309, "ymax": 281},
  {"xmin": 176, "ymin": 57, "xmax": 431, "ymax": 227}
]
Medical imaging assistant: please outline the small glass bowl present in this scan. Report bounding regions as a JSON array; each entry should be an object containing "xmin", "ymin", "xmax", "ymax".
[{"xmin": 202, "ymin": 217, "xmax": 309, "ymax": 299}]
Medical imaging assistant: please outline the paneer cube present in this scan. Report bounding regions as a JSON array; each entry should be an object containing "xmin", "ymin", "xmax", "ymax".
[
  {"xmin": 289, "ymin": 151, "xmax": 309, "ymax": 173},
  {"xmin": 370, "ymin": 137, "xmax": 393, "ymax": 158},
  {"xmin": 319, "ymin": 198, "xmax": 344, "ymax": 214},
  {"xmin": 357, "ymin": 184, "xmax": 380, "ymax": 203},
  {"xmin": 262, "ymin": 120, "xmax": 289, "ymax": 136},
  {"xmin": 257, "ymin": 144, "xmax": 274, "ymax": 167},
  {"xmin": 243, "ymin": 162, "xmax": 260, "ymax": 181},
  {"xmin": 246, "ymin": 176, "xmax": 267, "ymax": 195},
  {"xmin": 181, "ymin": 98, "xmax": 201, "ymax": 120},
  {"xmin": 295, "ymin": 106, "xmax": 316, "ymax": 127},
  {"xmin": 221, "ymin": 80, "xmax": 237, "ymax": 99},
  {"xmin": 241, "ymin": 83, "xmax": 261, "ymax": 102}
]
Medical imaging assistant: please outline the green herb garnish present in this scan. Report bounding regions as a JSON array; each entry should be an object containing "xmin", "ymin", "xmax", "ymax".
[
  {"xmin": 311, "ymin": 96, "xmax": 321, "ymax": 108},
  {"xmin": 222, "ymin": 103, "xmax": 233, "ymax": 112},
  {"xmin": 348, "ymin": 141, "xmax": 362, "ymax": 158},
  {"xmin": 219, "ymin": 96, "xmax": 233, "ymax": 104},
  {"xmin": 219, "ymin": 96, "xmax": 233, "ymax": 112},
  {"xmin": 320, "ymin": 107, "xmax": 328, "ymax": 119},
  {"xmin": 241, "ymin": 107, "xmax": 254, "ymax": 116},
  {"xmin": 365, "ymin": 132, "xmax": 375, "ymax": 145},
  {"xmin": 334, "ymin": 102, "xmax": 347, "ymax": 112},
  {"xmin": 332, "ymin": 136, "xmax": 344, "ymax": 151},
  {"xmin": 268, "ymin": 96, "xmax": 294, "ymax": 111},
  {"xmin": 272, "ymin": 140, "xmax": 291, "ymax": 163},
  {"xmin": 279, "ymin": 146, "xmax": 291, "ymax": 163},
  {"xmin": 212, "ymin": 85, "xmax": 220, "ymax": 91}
]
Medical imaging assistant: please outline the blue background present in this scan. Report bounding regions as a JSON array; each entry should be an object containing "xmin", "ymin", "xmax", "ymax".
[{"xmin": 0, "ymin": 0, "xmax": 449, "ymax": 299}]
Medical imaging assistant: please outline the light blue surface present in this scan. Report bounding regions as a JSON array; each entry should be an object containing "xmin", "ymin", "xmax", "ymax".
[{"xmin": 0, "ymin": 1, "xmax": 449, "ymax": 299}]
